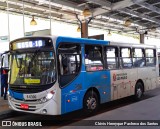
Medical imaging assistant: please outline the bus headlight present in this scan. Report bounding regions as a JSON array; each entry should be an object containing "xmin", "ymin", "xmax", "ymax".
[
  {"xmin": 46, "ymin": 93, "xmax": 53, "ymax": 100},
  {"xmin": 39, "ymin": 92, "xmax": 54, "ymax": 103}
]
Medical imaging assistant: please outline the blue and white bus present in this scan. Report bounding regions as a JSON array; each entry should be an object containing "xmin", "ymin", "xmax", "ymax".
[{"xmin": 8, "ymin": 36, "xmax": 159, "ymax": 115}]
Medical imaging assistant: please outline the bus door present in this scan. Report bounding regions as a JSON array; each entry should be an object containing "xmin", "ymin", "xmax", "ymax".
[
  {"xmin": 58, "ymin": 43, "xmax": 83, "ymax": 113},
  {"xmin": 84, "ymin": 45, "xmax": 110, "ymax": 103}
]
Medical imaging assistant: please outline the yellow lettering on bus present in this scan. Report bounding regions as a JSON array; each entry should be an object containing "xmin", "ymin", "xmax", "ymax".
[{"xmin": 24, "ymin": 79, "xmax": 40, "ymax": 84}]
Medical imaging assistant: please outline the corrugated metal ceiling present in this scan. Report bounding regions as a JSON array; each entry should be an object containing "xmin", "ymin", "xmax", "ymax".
[{"xmin": 0, "ymin": 0, "xmax": 160, "ymax": 38}]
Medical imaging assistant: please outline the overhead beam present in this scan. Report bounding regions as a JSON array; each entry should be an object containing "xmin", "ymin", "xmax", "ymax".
[
  {"xmin": 52, "ymin": 0, "xmax": 111, "ymax": 18},
  {"xmin": 86, "ymin": 0, "xmax": 111, "ymax": 9},
  {"xmin": 53, "ymin": 0, "xmax": 153, "ymax": 32},
  {"xmin": 105, "ymin": 13, "xmax": 146, "ymax": 27},
  {"xmin": 1, "ymin": 0, "xmax": 78, "ymax": 19},
  {"xmin": 152, "ymin": 1, "xmax": 160, "ymax": 5},
  {"xmin": 88, "ymin": 0, "xmax": 147, "ymax": 17},
  {"xmin": 111, "ymin": 0, "xmax": 147, "ymax": 10},
  {"xmin": 136, "ymin": 2, "xmax": 160, "ymax": 15},
  {"xmin": 0, "ymin": 1, "xmax": 136, "ymax": 33},
  {"xmin": 0, "ymin": 0, "xmax": 137, "ymax": 32},
  {"xmin": 51, "ymin": 0, "xmax": 84, "ymax": 10},
  {"xmin": 132, "ymin": 6, "xmax": 142, "ymax": 11},
  {"xmin": 92, "ymin": 7, "xmax": 110, "ymax": 17},
  {"xmin": 119, "ymin": 8, "xmax": 160, "ymax": 25}
]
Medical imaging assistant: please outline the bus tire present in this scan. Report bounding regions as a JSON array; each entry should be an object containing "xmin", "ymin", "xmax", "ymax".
[
  {"xmin": 83, "ymin": 90, "xmax": 99, "ymax": 114},
  {"xmin": 134, "ymin": 82, "xmax": 144, "ymax": 101}
]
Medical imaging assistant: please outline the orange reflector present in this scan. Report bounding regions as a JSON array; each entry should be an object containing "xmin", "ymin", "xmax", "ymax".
[{"xmin": 67, "ymin": 100, "xmax": 70, "ymax": 103}]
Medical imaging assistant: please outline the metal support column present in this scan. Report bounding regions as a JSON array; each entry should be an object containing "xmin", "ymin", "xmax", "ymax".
[
  {"xmin": 140, "ymin": 34, "xmax": 144, "ymax": 44},
  {"xmin": 76, "ymin": 15, "xmax": 93, "ymax": 38},
  {"xmin": 81, "ymin": 21, "xmax": 88, "ymax": 38}
]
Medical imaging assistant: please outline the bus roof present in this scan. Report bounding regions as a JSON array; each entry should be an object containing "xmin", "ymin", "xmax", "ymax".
[
  {"xmin": 55, "ymin": 36, "xmax": 109, "ymax": 47},
  {"xmin": 10, "ymin": 35, "xmax": 157, "ymax": 49},
  {"xmin": 110, "ymin": 42, "xmax": 157, "ymax": 49},
  {"xmin": 55, "ymin": 36, "xmax": 156, "ymax": 49}
]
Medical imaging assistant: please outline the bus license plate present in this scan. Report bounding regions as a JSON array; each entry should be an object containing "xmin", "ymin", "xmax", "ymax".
[{"xmin": 20, "ymin": 104, "xmax": 29, "ymax": 109}]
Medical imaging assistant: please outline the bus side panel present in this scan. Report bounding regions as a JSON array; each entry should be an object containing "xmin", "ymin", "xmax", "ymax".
[
  {"xmin": 138, "ymin": 67, "xmax": 157, "ymax": 91},
  {"xmin": 84, "ymin": 71, "xmax": 111, "ymax": 104},
  {"xmin": 110, "ymin": 69, "xmax": 137, "ymax": 100},
  {"xmin": 61, "ymin": 72, "xmax": 86, "ymax": 114},
  {"xmin": 61, "ymin": 71, "xmax": 111, "ymax": 115},
  {"xmin": 110, "ymin": 70, "xmax": 125, "ymax": 100},
  {"xmin": 61, "ymin": 69, "xmax": 111, "ymax": 114},
  {"xmin": 122, "ymin": 69, "xmax": 137, "ymax": 96}
]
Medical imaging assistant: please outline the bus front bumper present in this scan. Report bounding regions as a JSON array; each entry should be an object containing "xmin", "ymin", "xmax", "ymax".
[{"xmin": 8, "ymin": 96, "xmax": 61, "ymax": 115}]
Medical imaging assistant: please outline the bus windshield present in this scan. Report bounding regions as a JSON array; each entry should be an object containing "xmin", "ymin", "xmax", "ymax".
[{"xmin": 10, "ymin": 51, "xmax": 56, "ymax": 85}]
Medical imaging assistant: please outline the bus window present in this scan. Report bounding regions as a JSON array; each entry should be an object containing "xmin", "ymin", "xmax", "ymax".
[
  {"xmin": 132, "ymin": 48, "xmax": 145, "ymax": 67},
  {"xmin": 60, "ymin": 54, "xmax": 80, "ymax": 75},
  {"xmin": 58, "ymin": 43, "xmax": 81, "ymax": 87},
  {"xmin": 105, "ymin": 47, "xmax": 118, "ymax": 69},
  {"xmin": 145, "ymin": 49, "xmax": 156, "ymax": 66},
  {"xmin": 120, "ymin": 47, "xmax": 132, "ymax": 68},
  {"xmin": 85, "ymin": 45, "xmax": 103, "ymax": 71}
]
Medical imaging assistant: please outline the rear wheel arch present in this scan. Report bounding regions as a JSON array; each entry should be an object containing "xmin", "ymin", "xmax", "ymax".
[
  {"xmin": 83, "ymin": 87, "xmax": 100, "ymax": 104},
  {"xmin": 83, "ymin": 87, "xmax": 100, "ymax": 113},
  {"xmin": 134, "ymin": 80, "xmax": 144, "ymax": 100},
  {"xmin": 136, "ymin": 79, "xmax": 144, "ymax": 92}
]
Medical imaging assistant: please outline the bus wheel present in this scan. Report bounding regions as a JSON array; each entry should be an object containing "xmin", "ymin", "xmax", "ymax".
[
  {"xmin": 134, "ymin": 82, "xmax": 144, "ymax": 101},
  {"xmin": 83, "ymin": 91, "xmax": 99, "ymax": 114}
]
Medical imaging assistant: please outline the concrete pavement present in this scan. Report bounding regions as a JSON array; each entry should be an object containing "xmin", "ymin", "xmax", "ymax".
[
  {"xmin": 59, "ymin": 93, "xmax": 160, "ymax": 129},
  {"xmin": 0, "ymin": 97, "xmax": 13, "ymax": 120},
  {"xmin": 0, "ymin": 88, "xmax": 160, "ymax": 129}
]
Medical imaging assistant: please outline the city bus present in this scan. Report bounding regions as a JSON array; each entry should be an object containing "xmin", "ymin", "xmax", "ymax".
[{"xmin": 8, "ymin": 36, "xmax": 159, "ymax": 115}]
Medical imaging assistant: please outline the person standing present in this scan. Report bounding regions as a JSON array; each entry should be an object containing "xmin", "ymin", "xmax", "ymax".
[{"xmin": 1, "ymin": 69, "xmax": 8, "ymax": 100}]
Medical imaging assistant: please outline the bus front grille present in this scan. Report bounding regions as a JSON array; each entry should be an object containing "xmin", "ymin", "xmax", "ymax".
[
  {"xmin": 15, "ymin": 104, "xmax": 37, "ymax": 111},
  {"xmin": 9, "ymin": 85, "xmax": 51, "ymax": 93}
]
